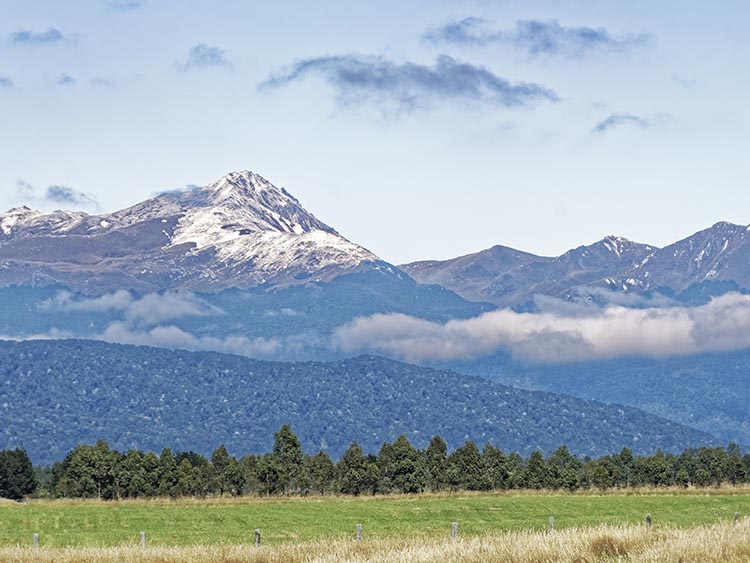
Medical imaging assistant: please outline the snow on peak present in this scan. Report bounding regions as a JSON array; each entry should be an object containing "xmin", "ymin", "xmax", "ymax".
[
  {"xmin": 168, "ymin": 170, "xmax": 377, "ymax": 273},
  {"xmin": 0, "ymin": 206, "xmax": 41, "ymax": 235}
]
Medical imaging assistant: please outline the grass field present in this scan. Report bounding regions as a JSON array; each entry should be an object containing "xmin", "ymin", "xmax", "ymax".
[
  {"xmin": 1, "ymin": 488, "xmax": 749, "ymax": 549},
  {"xmin": 1, "ymin": 520, "xmax": 749, "ymax": 562}
]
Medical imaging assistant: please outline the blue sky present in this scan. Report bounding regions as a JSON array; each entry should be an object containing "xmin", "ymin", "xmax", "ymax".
[{"xmin": 1, "ymin": 0, "xmax": 748, "ymax": 264}]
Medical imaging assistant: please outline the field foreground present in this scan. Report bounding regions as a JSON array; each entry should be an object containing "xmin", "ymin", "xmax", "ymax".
[
  {"xmin": 2, "ymin": 489, "xmax": 750, "ymax": 547},
  {"xmin": 0, "ymin": 520, "xmax": 749, "ymax": 562}
]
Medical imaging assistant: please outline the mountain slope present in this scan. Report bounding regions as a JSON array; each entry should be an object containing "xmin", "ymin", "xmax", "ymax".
[
  {"xmin": 402, "ymin": 236, "xmax": 656, "ymax": 307},
  {"xmin": 0, "ymin": 171, "xmax": 381, "ymax": 294},
  {"xmin": 441, "ymin": 348, "xmax": 750, "ymax": 446},
  {"xmin": 0, "ymin": 339, "xmax": 715, "ymax": 465},
  {"xmin": 625, "ymin": 222, "xmax": 750, "ymax": 297}
]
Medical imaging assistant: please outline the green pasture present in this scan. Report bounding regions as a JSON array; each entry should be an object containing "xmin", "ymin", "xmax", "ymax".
[{"xmin": 1, "ymin": 490, "xmax": 748, "ymax": 547}]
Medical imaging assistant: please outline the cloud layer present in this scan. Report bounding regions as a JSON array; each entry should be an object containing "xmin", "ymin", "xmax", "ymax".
[
  {"xmin": 39, "ymin": 290, "xmax": 222, "ymax": 326},
  {"xmin": 36, "ymin": 290, "xmax": 292, "ymax": 358},
  {"xmin": 425, "ymin": 18, "xmax": 651, "ymax": 58},
  {"xmin": 333, "ymin": 293, "xmax": 750, "ymax": 364},
  {"xmin": 261, "ymin": 54, "xmax": 558, "ymax": 114}
]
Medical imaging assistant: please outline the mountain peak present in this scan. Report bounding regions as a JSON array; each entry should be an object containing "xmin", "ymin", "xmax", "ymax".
[
  {"xmin": 0, "ymin": 206, "xmax": 43, "ymax": 235},
  {"xmin": 0, "ymin": 169, "xmax": 380, "ymax": 293},
  {"xmin": 708, "ymin": 220, "xmax": 746, "ymax": 232}
]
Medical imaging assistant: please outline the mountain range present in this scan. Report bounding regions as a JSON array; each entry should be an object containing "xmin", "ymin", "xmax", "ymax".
[
  {"xmin": 1, "ymin": 168, "xmax": 749, "ymax": 460},
  {"xmin": 402, "ymin": 222, "xmax": 750, "ymax": 308},
  {"xmin": 3, "ymin": 170, "xmax": 749, "ymax": 310}
]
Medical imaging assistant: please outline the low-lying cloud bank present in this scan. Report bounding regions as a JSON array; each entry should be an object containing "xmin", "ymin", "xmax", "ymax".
[
  {"xmin": 333, "ymin": 293, "xmax": 750, "ymax": 363},
  {"xmin": 99, "ymin": 322, "xmax": 280, "ymax": 357},
  {"xmin": 39, "ymin": 290, "xmax": 222, "ymax": 326},
  {"xmin": 33, "ymin": 290, "xmax": 317, "ymax": 359}
]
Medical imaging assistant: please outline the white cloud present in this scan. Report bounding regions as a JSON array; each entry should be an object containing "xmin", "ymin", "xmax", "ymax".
[
  {"xmin": 99, "ymin": 322, "xmax": 280, "ymax": 357},
  {"xmin": 333, "ymin": 293, "xmax": 750, "ymax": 363},
  {"xmin": 38, "ymin": 290, "xmax": 221, "ymax": 325}
]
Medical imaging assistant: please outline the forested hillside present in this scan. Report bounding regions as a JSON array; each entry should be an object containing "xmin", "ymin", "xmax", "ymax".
[
  {"xmin": 443, "ymin": 350, "xmax": 750, "ymax": 445},
  {"xmin": 0, "ymin": 340, "xmax": 714, "ymax": 464}
]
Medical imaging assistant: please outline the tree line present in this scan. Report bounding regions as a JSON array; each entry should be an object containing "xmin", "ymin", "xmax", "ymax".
[{"xmin": 3, "ymin": 425, "xmax": 750, "ymax": 500}]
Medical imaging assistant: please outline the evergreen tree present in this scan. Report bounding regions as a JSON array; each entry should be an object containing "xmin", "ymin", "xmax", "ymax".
[
  {"xmin": 0, "ymin": 449, "xmax": 36, "ymax": 500},
  {"xmin": 157, "ymin": 448, "xmax": 179, "ymax": 497},
  {"xmin": 546, "ymin": 446, "xmax": 579, "ymax": 490},
  {"xmin": 448, "ymin": 441, "xmax": 486, "ymax": 491},
  {"xmin": 336, "ymin": 442, "xmax": 368, "ymax": 496},
  {"xmin": 425, "ymin": 435, "xmax": 448, "ymax": 492},
  {"xmin": 380, "ymin": 435, "xmax": 425, "ymax": 494},
  {"xmin": 272, "ymin": 424, "xmax": 304, "ymax": 494},
  {"xmin": 307, "ymin": 451, "xmax": 335, "ymax": 494},
  {"xmin": 256, "ymin": 454, "xmax": 282, "ymax": 496},
  {"xmin": 483, "ymin": 444, "xmax": 508, "ymax": 490},
  {"xmin": 726, "ymin": 444, "xmax": 746, "ymax": 485},
  {"xmin": 211, "ymin": 445, "xmax": 232, "ymax": 496},
  {"xmin": 523, "ymin": 450, "xmax": 548, "ymax": 490},
  {"xmin": 505, "ymin": 452, "xmax": 527, "ymax": 489},
  {"xmin": 591, "ymin": 457, "xmax": 615, "ymax": 490},
  {"xmin": 240, "ymin": 455, "xmax": 260, "ymax": 495},
  {"xmin": 56, "ymin": 440, "xmax": 118, "ymax": 499}
]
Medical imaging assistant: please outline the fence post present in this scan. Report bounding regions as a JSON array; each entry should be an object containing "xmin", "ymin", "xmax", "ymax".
[
  {"xmin": 254, "ymin": 528, "xmax": 261, "ymax": 547},
  {"xmin": 356, "ymin": 523, "xmax": 362, "ymax": 542},
  {"xmin": 549, "ymin": 516, "xmax": 555, "ymax": 532},
  {"xmin": 735, "ymin": 512, "xmax": 740, "ymax": 525},
  {"xmin": 645, "ymin": 514, "xmax": 652, "ymax": 528},
  {"xmin": 140, "ymin": 531, "xmax": 146, "ymax": 550},
  {"xmin": 451, "ymin": 522, "xmax": 458, "ymax": 539},
  {"xmin": 33, "ymin": 533, "xmax": 39, "ymax": 550}
]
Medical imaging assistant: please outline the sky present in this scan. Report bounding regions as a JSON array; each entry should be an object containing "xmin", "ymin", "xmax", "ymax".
[{"xmin": 1, "ymin": 0, "xmax": 749, "ymax": 265}]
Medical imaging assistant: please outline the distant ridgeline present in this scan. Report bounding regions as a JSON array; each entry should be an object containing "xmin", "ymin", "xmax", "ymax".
[{"xmin": 5, "ymin": 425, "xmax": 750, "ymax": 501}]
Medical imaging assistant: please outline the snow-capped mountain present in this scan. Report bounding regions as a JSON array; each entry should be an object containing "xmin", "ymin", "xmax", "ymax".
[
  {"xmin": 0, "ymin": 170, "xmax": 381, "ymax": 293},
  {"xmin": 624, "ymin": 222, "xmax": 750, "ymax": 294},
  {"xmin": 402, "ymin": 235, "xmax": 655, "ymax": 307},
  {"xmin": 403, "ymin": 224, "xmax": 750, "ymax": 308}
]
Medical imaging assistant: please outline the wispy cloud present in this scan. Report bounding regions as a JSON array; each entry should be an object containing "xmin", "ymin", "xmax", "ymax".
[
  {"xmin": 107, "ymin": 0, "xmax": 144, "ymax": 10},
  {"xmin": 592, "ymin": 113, "xmax": 648, "ymax": 133},
  {"xmin": 425, "ymin": 18, "xmax": 652, "ymax": 58},
  {"xmin": 90, "ymin": 77, "xmax": 115, "ymax": 87},
  {"xmin": 9, "ymin": 28, "xmax": 72, "ymax": 45},
  {"xmin": 155, "ymin": 184, "xmax": 200, "ymax": 197},
  {"xmin": 333, "ymin": 293, "xmax": 750, "ymax": 364},
  {"xmin": 672, "ymin": 74, "xmax": 698, "ymax": 89},
  {"xmin": 0, "ymin": 76, "xmax": 12, "ymax": 88},
  {"xmin": 15, "ymin": 180, "xmax": 35, "ymax": 198},
  {"xmin": 591, "ymin": 112, "xmax": 670, "ymax": 134},
  {"xmin": 260, "ymin": 54, "xmax": 558, "ymax": 115},
  {"xmin": 16, "ymin": 180, "xmax": 100, "ymax": 210},
  {"xmin": 56, "ymin": 73, "xmax": 75, "ymax": 86},
  {"xmin": 45, "ymin": 185, "xmax": 100, "ymax": 209},
  {"xmin": 176, "ymin": 44, "xmax": 233, "ymax": 72}
]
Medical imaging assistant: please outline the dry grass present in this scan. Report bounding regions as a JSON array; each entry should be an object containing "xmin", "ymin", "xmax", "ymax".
[{"xmin": 1, "ymin": 519, "xmax": 748, "ymax": 563}]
